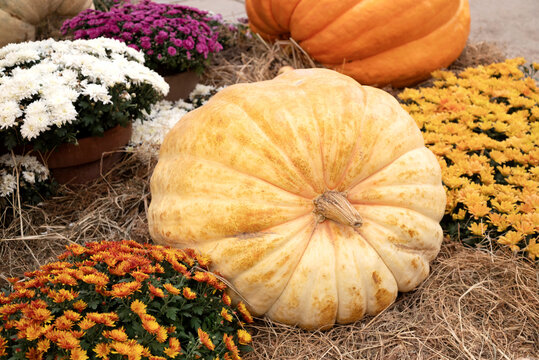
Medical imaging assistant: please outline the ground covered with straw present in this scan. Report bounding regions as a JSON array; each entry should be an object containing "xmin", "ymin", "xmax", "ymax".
[{"xmin": 1, "ymin": 36, "xmax": 538, "ymax": 360}]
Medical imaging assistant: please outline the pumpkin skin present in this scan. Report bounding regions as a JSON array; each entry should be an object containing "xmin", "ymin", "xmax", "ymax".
[
  {"xmin": 149, "ymin": 68, "xmax": 446, "ymax": 330},
  {"xmin": 0, "ymin": 0, "xmax": 93, "ymax": 47},
  {"xmin": 245, "ymin": 0, "xmax": 470, "ymax": 88}
]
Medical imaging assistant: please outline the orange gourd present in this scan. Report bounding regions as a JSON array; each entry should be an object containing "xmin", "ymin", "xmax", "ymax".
[
  {"xmin": 149, "ymin": 68, "xmax": 446, "ymax": 330},
  {"xmin": 246, "ymin": 0, "xmax": 470, "ymax": 87}
]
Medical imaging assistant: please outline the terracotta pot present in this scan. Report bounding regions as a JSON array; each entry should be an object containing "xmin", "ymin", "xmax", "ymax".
[
  {"xmin": 36, "ymin": 123, "xmax": 133, "ymax": 184},
  {"xmin": 163, "ymin": 71, "xmax": 199, "ymax": 101}
]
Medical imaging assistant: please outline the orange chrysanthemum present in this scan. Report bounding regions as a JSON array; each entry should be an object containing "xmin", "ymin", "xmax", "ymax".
[
  {"xmin": 156, "ymin": 325, "xmax": 168, "ymax": 343},
  {"xmin": 149, "ymin": 284, "xmax": 165, "ymax": 298},
  {"xmin": 25, "ymin": 347, "xmax": 41, "ymax": 360},
  {"xmin": 236, "ymin": 302, "xmax": 253, "ymax": 323},
  {"xmin": 103, "ymin": 327, "xmax": 128, "ymax": 342},
  {"xmin": 54, "ymin": 331, "xmax": 80, "ymax": 350},
  {"xmin": 192, "ymin": 271, "xmax": 207, "ymax": 282},
  {"xmin": 54, "ymin": 316, "xmax": 74, "ymax": 331},
  {"xmin": 222, "ymin": 293, "xmax": 232, "ymax": 306},
  {"xmin": 30, "ymin": 307, "xmax": 53, "ymax": 323},
  {"xmin": 78, "ymin": 318, "xmax": 96, "ymax": 331},
  {"xmin": 223, "ymin": 333, "xmax": 239, "ymax": 356},
  {"xmin": 237, "ymin": 329, "xmax": 252, "ymax": 345},
  {"xmin": 141, "ymin": 315, "xmax": 160, "ymax": 335},
  {"xmin": 110, "ymin": 340, "xmax": 144, "ymax": 360},
  {"xmin": 36, "ymin": 339, "xmax": 51, "ymax": 353},
  {"xmin": 85, "ymin": 312, "xmax": 118, "ymax": 327},
  {"xmin": 108, "ymin": 281, "xmax": 142, "ymax": 298},
  {"xmin": 220, "ymin": 308, "xmax": 233, "ymax": 322},
  {"xmin": 72, "ymin": 300, "xmax": 88, "ymax": 312},
  {"xmin": 0, "ymin": 335, "xmax": 8, "ymax": 356},
  {"xmin": 131, "ymin": 271, "xmax": 150, "ymax": 282},
  {"xmin": 182, "ymin": 287, "xmax": 196, "ymax": 300},
  {"xmin": 55, "ymin": 273, "xmax": 78, "ymax": 286},
  {"xmin": 93, "ymin": 343, "xmax": 111, "ymax": 359},
  {"xmin": 164, "ymin": 337, "xmax": 182, "ymax": 358},
  {"xmin": 163, "ymin": 283, "xmax": 181, "ymax": 296},
  {"xmin": 130, "ymin": 299, "xmax": 147, "ymax": 316},
  {"xmin": 71, "ymin": 347, "xmax": 89, "ymax": 360},
  {"xmin": 197, "ymin": 328, "xmax": 215, "ymax": 351},
  {"xmin": 81, "ymin": 273, "xmax": 109, "ymax": 287},
  {"xmin": 63, "ymin": 310, "xmax": 82, "ymax": 322},
  {"xmin": 48, "ymin": 289, "xmax": 78, "ymax": 303}
]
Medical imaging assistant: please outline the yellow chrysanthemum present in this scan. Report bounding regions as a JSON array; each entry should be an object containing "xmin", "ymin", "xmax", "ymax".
[{"xmin": 525, "ymin": 238, "xmax": 539, "ymax": 260}]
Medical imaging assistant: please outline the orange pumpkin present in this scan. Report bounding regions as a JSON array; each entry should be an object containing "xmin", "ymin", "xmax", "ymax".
[
  {"xmin": 246, "ymin": 0, "xmax": 470, "ymax": 87},
  {"xmin": 149, "ymin": 68, "xmax": 446, "ymax": 330}
]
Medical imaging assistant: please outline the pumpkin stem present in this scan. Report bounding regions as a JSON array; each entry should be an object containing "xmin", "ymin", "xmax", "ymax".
[{"xmin": 313, "ymin": 191, "xmax": 362, "ymax": 228}]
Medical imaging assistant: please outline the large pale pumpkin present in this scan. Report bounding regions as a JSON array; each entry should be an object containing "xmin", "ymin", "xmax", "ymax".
[
  {"xmin": 0, "ymin": 0, "xmax": 93, "ymax": 47},
  {"xmin": 149, "ymin": 68, "xmax": 446, "ymax": 330},
  {"xmin": 246, "ymin": 0, "xmax": 470, "ymax": 87}
]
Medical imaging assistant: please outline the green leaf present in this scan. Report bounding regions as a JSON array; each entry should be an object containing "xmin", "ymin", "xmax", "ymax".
[{"xmin": 166, "ymin": 306, "xmax": 179, "ymax": 321}]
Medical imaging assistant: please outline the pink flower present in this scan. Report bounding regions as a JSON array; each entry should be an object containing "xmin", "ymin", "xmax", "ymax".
[
  {"xmin": 183, "ymin": 37, "xmax": 194, "ymax": 50},
  {"xmin": 167, "ymin": 46, "xmax": 177, "ymax": 56}
]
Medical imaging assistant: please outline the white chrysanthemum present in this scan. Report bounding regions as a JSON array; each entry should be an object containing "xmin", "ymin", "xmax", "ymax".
[
  {"xmin": 189, "ymin": 84, "xmax": 215, "ymax": 99},
  {"xmin": 22, "ymin": 171, "xmax": 36, "ymax": 184},
  {"xmin": 21, "ymin": 100, "xmax": 51, "ymax": 139},
  {"xmin": 1, "ymin": 38, "xmax": 167, "ymax": 140},
  {"xmin": 50, "ymin": 101, "xmax": 78, "ymax": 127},
  {"xmin": 125, "ymin": 62, "xmax": 169, "ymax": 95},
  {"xmin": 82, "ymin": 83, "xmax": 112, "ymax": 104},
  {"xmin": 0, "ymin": 171, "xmax": 16, "ymax": 197},
  {"xmin": 20, "ymin": 155, "xmax": 49, "ymax": 181},
  {"xmin": 131, "ymin": 100, "xmax": 191, "ymax": 146},
  {"xmin": 0, "ymin": 154, "xmax": 49, "ymax": 198},
  {"xmin": 2, "ymin": 71, "xmax": 40, "ymax": 101},
  {"xmin": 0, "ymin": 48, "xmax": 40, "ymax": 69},
  {"xmin": 0, "ymin": 100, "xmax": 22, "ymax": 129}
]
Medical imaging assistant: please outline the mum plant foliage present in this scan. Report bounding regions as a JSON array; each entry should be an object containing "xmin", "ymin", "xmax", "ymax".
[
  {"xmin": 0, "ymin": 38, "xmax": 168, "ymax": 153},
  {"xmin": 399, "ymin": 58, "xmax": 539, "ymax": 259},
  {"xmin": 0, "ymin": 240, "xmax": 253, "ymax": 360},
  {"xmin": 62, "ymin": 0, "xmax": 223, "ymax": 75}
]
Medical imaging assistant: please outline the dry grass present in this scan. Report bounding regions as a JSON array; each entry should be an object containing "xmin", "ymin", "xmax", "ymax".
[
  {"xmin": 201, "ymin": 33, "xmax": 319, "ymax": 87},
  {"xmin": 0, "ymin": 146, "xmax": 158, "ymax": 285},
  {"xmin": 449, "ymin": 41, "xmax": 508, "ymax": 72},
  {"xmin": 245, "ymin": 241, "xmax": 539, "ymax": 359},
  {"xmin": 1, "ymin": 37, "xmax": 537, "ymax": 359}
]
